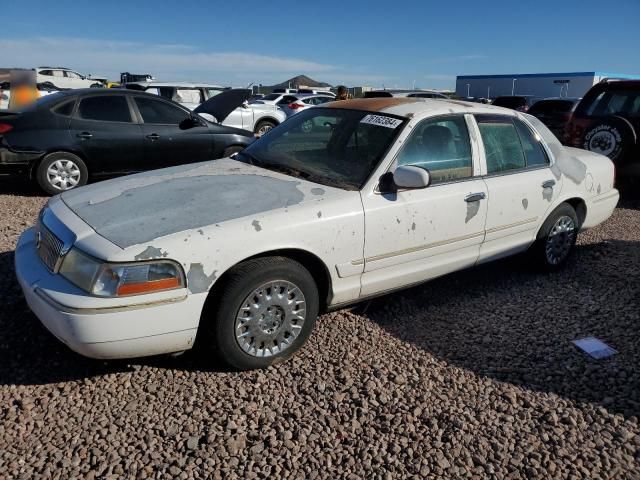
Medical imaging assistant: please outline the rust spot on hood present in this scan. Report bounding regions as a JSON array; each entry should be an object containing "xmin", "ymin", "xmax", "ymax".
[{"xmin": 325, "ymin": 98, "xmax": 418, "ymax": 113}]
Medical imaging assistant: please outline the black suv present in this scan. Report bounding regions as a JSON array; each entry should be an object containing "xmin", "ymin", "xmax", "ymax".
[{"xmin": 565, "ymin": 80, "xmax": 639, "ymax": 171}]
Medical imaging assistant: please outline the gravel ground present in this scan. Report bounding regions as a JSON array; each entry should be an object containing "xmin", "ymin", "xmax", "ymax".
[{"xmin": 0, "ymin": 178, "xmax": 639, "ymax": 479}]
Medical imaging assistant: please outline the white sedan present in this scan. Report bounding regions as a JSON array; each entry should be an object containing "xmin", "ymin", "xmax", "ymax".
[{"xmin": 15, "ymin": 98, "xmax": 619, "ymax": 370}]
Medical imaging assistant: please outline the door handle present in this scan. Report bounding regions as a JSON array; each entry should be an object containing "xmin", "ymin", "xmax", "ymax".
[
  {"xmin": 542, "ymin": 180, "xmax": 556, "ymax": 189},
  {"xmin": 76, "ymin": 132, "xmax": 93, "ymax": 139},
  {"xmin": 146, "ymin": 133, "xmax": 160, "ymax": 140},
  {"xmin": 464, "ymin": 192, "xmax": 486, "ymax": 202}
]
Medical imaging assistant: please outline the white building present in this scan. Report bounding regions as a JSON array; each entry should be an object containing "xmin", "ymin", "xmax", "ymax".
[{"xmin": 455, "ymin": 72, "xmax": 640, "ymax": 100}]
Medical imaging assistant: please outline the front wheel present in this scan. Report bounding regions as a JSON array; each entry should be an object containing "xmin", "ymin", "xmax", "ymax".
[
  {"xmin": 202, "ymin": 256, "xmax": 319, "ymax": 370},
  {"xmin": 254, "ymin": 120, "xmax": 276, "ymax": 136},
  {"xmin": 528, "ymin": 203, "xmax": 578, "ymax": 271},
  {"xmin": 36, "ymin": 152, "xmax": 88, "ymax": 195}
]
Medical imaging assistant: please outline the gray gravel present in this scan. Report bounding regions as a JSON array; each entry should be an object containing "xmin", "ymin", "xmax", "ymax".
[{"xmin": 1, "ymin": 178, "xmax": 639, "ymax": 479}]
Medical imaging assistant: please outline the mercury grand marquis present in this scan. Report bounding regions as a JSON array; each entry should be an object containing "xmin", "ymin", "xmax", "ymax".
[{"xmin": 15, "ymin": 98, "xmax": 619, "ymax": 370}]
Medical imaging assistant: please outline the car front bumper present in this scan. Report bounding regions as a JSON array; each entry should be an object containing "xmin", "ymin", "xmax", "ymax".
[{"xmin": 15, "ymin": 228, "xmax": 205, "ymax": 359}]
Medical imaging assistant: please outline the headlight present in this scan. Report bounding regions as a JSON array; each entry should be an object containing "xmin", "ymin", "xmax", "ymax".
[{"xmin": 59, "ymin": 248, "xmax": 185, "ymax": 297}]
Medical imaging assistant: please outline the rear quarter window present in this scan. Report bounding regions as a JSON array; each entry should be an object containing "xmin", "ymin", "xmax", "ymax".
[{"xmin": 52, "ymin": 99, "xmax": 75, "ymax": 116}]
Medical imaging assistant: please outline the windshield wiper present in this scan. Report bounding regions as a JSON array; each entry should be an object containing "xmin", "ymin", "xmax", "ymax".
[
  {"xmin": 260, "ymin": 162, "xmax": 357, "ymax": 190},
  {"xmin": 257, "ymin": 161, "xmax": 311, "ymax": 179}
]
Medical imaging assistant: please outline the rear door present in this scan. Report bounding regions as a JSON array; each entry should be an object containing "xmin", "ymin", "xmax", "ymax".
[
  {"xmin": 474, "ymin": 114, "xmax": 561, "ymax": 263},
  {"xmin": 70, "ymin": 94, "xmax": 144, "ymax": 174},
  {"xmin": 133, "ymin": 95, "xmax": 214, "ymax": 168}
]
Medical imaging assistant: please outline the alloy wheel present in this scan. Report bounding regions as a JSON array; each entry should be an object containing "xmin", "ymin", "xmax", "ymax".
[
  {"xmin": 545, "ymin": 215, "xmax": 576, "ymax": 265},
  {"xmin": 234, "ymin": 280, "xmax": 306, "ymax": 357}
]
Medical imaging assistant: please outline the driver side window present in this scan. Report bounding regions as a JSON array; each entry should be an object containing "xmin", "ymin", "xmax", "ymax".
[
  {"xmin": 135, "ymin": 97, "xmax": 190, "ymax": 124},
  {"xmin": 395, "ymin": 115, "xmax": 473, "ymax": 184}
]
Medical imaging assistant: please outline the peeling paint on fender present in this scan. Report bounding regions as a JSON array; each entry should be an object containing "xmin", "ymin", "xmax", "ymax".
[
  {"xmin": 252, "ymin": 220, "xmax": 262, "ymax": 232},
  {"xmin": 522, "ymin": 198, "xmax": 528, "ymax": 210},
  {"xmin": 186, "ymin": 263, "xmax": 217, "ymax": 294}
]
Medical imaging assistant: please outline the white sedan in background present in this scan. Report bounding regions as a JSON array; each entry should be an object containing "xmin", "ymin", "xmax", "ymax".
[{"xmin": 15, "ymin": 98, "xmax": 618, "ymax": 370}]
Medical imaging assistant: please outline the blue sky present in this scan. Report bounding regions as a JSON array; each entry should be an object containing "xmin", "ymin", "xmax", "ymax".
[{"xmin": 3, "ymin": 0, "xmax": 639, "ymax": 89}]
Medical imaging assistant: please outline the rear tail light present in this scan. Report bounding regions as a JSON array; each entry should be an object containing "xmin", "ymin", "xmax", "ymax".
[
  {"xmin": 516, "ymin": 105, "xmax": 529, "ymax": 112},
  {"xmin": 288, "ymin": 103, "xmax": 305, "ymax": 110},
  {"xmin": 0, "ymin": 123, "xmax": 13, "ymax": 134}
]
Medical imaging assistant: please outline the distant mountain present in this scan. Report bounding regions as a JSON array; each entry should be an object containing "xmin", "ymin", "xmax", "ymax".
[{"xmin": 273, "ymin": 75, "xmax": 332, "ymax": 88}]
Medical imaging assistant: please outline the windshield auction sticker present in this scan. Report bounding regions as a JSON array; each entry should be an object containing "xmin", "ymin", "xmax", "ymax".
[{"xmin": 360, "ymin": 115, "xmax": 403, "ymax": 129}]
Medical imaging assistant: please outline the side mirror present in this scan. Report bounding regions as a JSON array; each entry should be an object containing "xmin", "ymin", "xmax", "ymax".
[
  {"xmin": 179, "ymin": 115, "xmax": 204, "ymax": 130},
  {"xmin": 392, "ymin": 165, "xmax": 431, "ymax": 189}
]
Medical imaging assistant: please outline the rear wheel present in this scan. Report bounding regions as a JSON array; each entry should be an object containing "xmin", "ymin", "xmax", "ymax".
[
  {"xmin": 201, "ymin": 256, "xmax": 319, "ymax": 370},
  {"xmin": 528, "ymin": 203, "xmax": 578, "ymax": 271},
  {"xmin": 36, "ymin": 152, "xmax": 88, "ymax": 195},
  {"xmin": 254, "ymin": 120, "xmax": 276, "ymax": 136}
]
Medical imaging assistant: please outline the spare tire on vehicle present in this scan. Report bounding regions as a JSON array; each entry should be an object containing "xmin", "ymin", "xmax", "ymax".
[{"xmin": 582, "ymin": 116, "xmax": 636, "ymax": 164}]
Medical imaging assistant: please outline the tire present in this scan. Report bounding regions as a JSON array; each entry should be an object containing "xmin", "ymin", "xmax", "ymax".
[
  {"xmin": 528, "ymin": 203, "xmax": 579, "ymax": 271},
  {"xmin": 201, "ymin": 256, "xmax": 319, "ymax": 370},
  {"xmin": 582, "ymin": 116, "xmax": 636, "ymax": 164},
  {"xmin": 36, "ymin": 152, "xmax": 88, "ymax": 195},
  {"xmin": 254, "ymin": 120, "xmax": 276, "ymax": 136},
  {"xmin": 223, "ymin": 145, "xmax": 245, "ymax": 158}
]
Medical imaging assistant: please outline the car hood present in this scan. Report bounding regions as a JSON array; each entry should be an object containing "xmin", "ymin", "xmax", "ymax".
[
  {"xmin": 193, "ymin": 88, "xmax": 252, "ymax": 122},
  {"xmin": 59, "ymin": 158, "xmax": 345, "ymax": 249}
]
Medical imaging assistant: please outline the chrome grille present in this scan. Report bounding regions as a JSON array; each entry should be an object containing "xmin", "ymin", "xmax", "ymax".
[{"xmin": 36, "ymin": 221, "xmax": 64, "ymax": 272}]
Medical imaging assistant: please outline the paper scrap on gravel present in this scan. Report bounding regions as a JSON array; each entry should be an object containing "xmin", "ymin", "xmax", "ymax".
[{"xmin": 572, "ymin": 337, "xmax": 618, "ymax": 359}]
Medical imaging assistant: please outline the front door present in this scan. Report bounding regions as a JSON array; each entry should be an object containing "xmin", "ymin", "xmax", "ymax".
[
  {"xmin": 70, "ymin": 94, "xmax": 144, "ymax": 174},
  {"xmin": 360, "ymin": 114, "xmax": 488, "ymax": 297},
  {"xmin": 474, "ymin": 114, "xmax": 562, "ymax": 263},
  {"xmin": 133, "ymin": 96, "xmax": 213, "ymax": 169}
]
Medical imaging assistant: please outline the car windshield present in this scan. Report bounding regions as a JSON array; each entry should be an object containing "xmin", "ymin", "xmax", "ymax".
[{"xmin": 236, "ymin": 107, "xmax": 406, "ymax": 190}]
